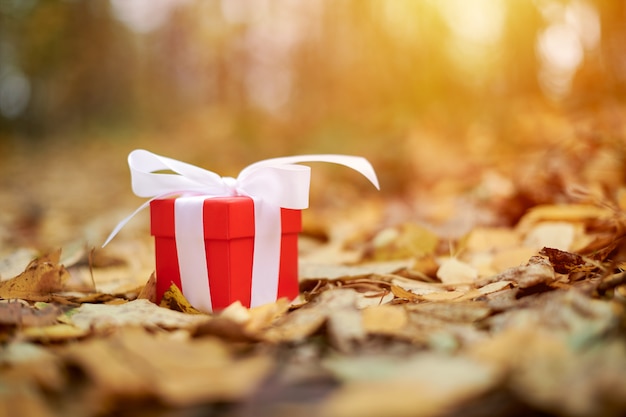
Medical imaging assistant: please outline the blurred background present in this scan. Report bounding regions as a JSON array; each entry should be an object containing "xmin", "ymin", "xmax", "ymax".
[{"xmin": 1, "ymin": 0, "xmax": 626, "ymax": 249}]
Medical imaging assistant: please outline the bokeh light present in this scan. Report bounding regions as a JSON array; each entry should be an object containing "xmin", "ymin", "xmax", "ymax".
[{"xmin": 0, "ymin": 0, "xmax": 623, "ymax": 145}]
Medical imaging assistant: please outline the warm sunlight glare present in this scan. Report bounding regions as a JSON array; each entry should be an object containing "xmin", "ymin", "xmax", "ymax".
[
  {"xmin": 437, "ymin": 0, "xmax": 507, "ymax": 85},
  {"xmin": 536, "ymin": 0, "xmax": 600, "ymax": 98},
  {"xmin": 110, "ymin": 0, "xmax": 190, "ymax": 33}
]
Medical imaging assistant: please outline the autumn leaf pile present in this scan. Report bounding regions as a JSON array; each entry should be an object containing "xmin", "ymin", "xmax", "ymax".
[{"xmin": 2, "ymin": 103, "xmax": 626, "ymax": 417}]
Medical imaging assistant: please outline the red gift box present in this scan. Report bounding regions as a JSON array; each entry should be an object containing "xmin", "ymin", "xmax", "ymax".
[
  {"xmin": 150, "ymin": 196, "xmax": 301, "ymax": 310},
  {"xmin": 103, "ymin": 150, "xmax": 379, "ymax": 312}
]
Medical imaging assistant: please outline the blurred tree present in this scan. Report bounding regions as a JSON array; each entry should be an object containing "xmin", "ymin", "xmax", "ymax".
[{"xmin": 0, "ymin": 0, "xmax": 623, "ymax": 146}]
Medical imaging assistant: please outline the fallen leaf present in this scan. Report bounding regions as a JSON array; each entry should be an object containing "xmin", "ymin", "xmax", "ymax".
[
  {"xmin": 523, "ymin": 221, "xmax": 577, "ymax": 251},
  {"xmin": 390, "ymin": 276, "xmax": 447, "ymax": 296},
  {"xmin": 354, "ymin": 290, "xmax": 395, "ymax": 309},
  {"xmin": 361, "ymin": 305, "xmax": 408, "ymax": 336},
  {"xmin": 469, "ymin": 325, "xmax": 626, "ymax": 417},
  {"xmin": 136, "ymin": 271, "xmax": 156, "ymax": 302},
  {"xmin": 480, "ymin": 255, "xmax": 556, "ymax": 289},
  {"xmin": 320, "ymin": 353, "xmax": 497, "ymax": 417},
  {"xmin": 517, "ymin": 204, "xmax": 615, "ymax": 229},
  {"xmin": 56, "ymin": 327, "xmax": 275, "ymax": 411},
  {"xmin": 0, "ymin": 248, "xmax": 37, "ymax": 281},
  {"xmin": 263, "ymin": 289, "xmax": 359, "ymax": 344},
  {"xmin": 159, "ymin": 283, "xmax": 203, "ymax": 315},
  {"xmin": 68, "ymin": 299, "xmax": 210, "ymax": 331},
  {"xmin": 199, "ymin": 298, "xmax": 293, "ymax": 341},
  {"xmin": 0, "ymin": 382, "xmax": 56, "ymax": 417},
  {"xmin": 0, "ymin": 302, "xmax": 62, "ymax": 327},
  {"xmin": 463, "ymin": 227, "xmax": 520, "ymax": 252},
  {"xmin": 245, "ymin": 298, "xmax": 291, "ymax": 334},
  {"xmin": 390, "ymin": 285, "xmax": 419, "ymax": 302},
  {"xmin": 299, "ymin": 260, "xmax": 411, "ymax": 280},
  {"xmin": 367, "ymin": 223, "xmax": 439, "ymax": 261},
  {"xmin": 219, "ymin": 300, "xmax": 252, "ymax": 324},
  {"xmin": 490, "ymin": 246, "xmax": 538, "ymax": 273},
  {"xmin": 419, "ymin": 290, "xmax": 465, "ymax": 301},
  {"xmin": 406, "ymin": 301, "xmax": 492, "ymax": 323},
  {"xmin": 539, "ymin": 247, "xmax": 595, "ymax": 274},
  {"xmin": 477, "ymin": 280, "xmax": 513, "ymax": 295},
  {"xmin": 20, "ymin": 323, "xmax": 89, "ymax": 342},
  {"xmin": 436, "ymin": 257, "xmax": 478, "ymax": 285},
  {"xmin": 0, "ymin": 251, "xmax": 69, "ymax": 301}
]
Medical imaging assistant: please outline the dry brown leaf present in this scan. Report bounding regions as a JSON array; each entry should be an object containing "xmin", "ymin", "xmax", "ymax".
[
  {"xmin": 0, "ymin": 251, "xmax": 69, "ymax": 301},
  {"xmin": 0, "ymin": 248, "xmax": 38, "ymax": 280},
  {"xmin": 262, "ymin": 304, "xmax": 327, "ymax": 343},
  {"xmin": 201, "ymin": 298, "xmax": 293, "ymax": 341},
  {"xmin": 263, "ymin": 289, "xmax": 360, "ymax": 344},
  {"xmin": 136, "ymin": 271, "xmax": 157, "ymax": 302},
  {"xmin": 20, "ymin": 324, "xmax": 89, "ymax": 342},
  {"xmin": 390, "ymin": 284, "xmax": 419, "ymax": 302},
  {"xmin": 367, "ymin": 223, "xmax": 439, "ymax": 261},
  {"xmin": 0, "ymin": 302, "xmax": 61, "ymax": 327},
  {"xmin": 320, "ymin": 354, "xmax": 497, "ymax": 417},
  {"xmin": 57, "ymin": 327, "xmax": 274, "ymax": 410},
  {"xmin": 406, "ymin": 301, "xmax": 492, "ymax": 323},
  {"xmin": 245, "ymin": 297, "xmax": 291, "ymax": 333},
  {"xmin": 469, "ymin": 325, "xmax": 626, "ymax": 416},
  {"xmin": 463, "ymin": 227, "xmax": 520, "ymax": 252},
  {"xmin": 68, "ymin": 292, "xmax": 121, "ymax": 304},
  {"xmin": 319, "ymin": 380, "xmax": 447, "ymax": 417},
  {"xmin": 490, "ymin": 246, "xmax": 538, "ymax": 273},
  {"xmin": 0, "ymin": 383, "xmax": 56, "ymax": 417},
  {"xmin": 0, "ymin": 342, "xmax": 64, "ymax": 391},
  {"xmin": 477, "ymin": 280, "xmax": 513, "ymax": 295},
  {"xmin": 523, "ymin": 221, "xmax": 578, "ymax": 251},
  {"xmin": 0, "ymin": 301, "xmax": 23, "ymax": 326},
  {"xmin": 517, "ymin": 204, "xmax": 615, "ymax": 230},
  {"xmin": 328, "ymin": 309, "xmax": 364, "ymax": 352},
  {"xmin": 539, "ymin": 247, "xmax": 596, "ymax": 274},
  {"xmin": 299, "ymin": 260, "xmax": 411, "ymax": 280},
  {"xmin": 68, "ymin": 299, "xmax": 210, "ymax": 331},
  {"xmin": 419, "ymin": 291, "xmax": 465, "ymax": 301},
  {"xmin": 436, "ymin": 257, "xmax": 478, "ymax": 285},
  {"xmin": 361, "ymin": 305, "xmax": 408, "ymax": 335},
  {"xmin": 479, "ymin": 255, "xmax": 556, "ymax": 289},
  {"xmin": 390, "ymin": 276, "xmax": 447, "ymax": 296},
  {"xmin": 407, "ymin": 254, "xmax": 440, "ymax": 279},
  {"xmin": 159, "ymin": 283, "xmax": 203, "ymax": 315}
]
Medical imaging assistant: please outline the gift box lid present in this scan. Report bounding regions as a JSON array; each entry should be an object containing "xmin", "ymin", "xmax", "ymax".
[{"xmin": 150, "ymin": 196, "xmax": 301, "ymax": 239}]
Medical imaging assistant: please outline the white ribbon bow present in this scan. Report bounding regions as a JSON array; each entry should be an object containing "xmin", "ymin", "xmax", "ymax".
[{"xmin": 104, "ymin": 149, "xmax": 379, "ymax": 311}]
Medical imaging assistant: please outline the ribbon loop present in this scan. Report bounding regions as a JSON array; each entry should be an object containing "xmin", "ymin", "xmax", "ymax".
[
  {"xmin": 238, "ymin": 165, "xmax": 311, "ymax": 209},
  {"xmin": 105, "ymin": 149, "xmax": 379, "ymax": 246}
]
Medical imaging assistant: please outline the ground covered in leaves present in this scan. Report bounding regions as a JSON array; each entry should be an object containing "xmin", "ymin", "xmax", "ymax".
[{"xmin": 2, "ymin": 102, "xmax": 626, "ymax": 417}]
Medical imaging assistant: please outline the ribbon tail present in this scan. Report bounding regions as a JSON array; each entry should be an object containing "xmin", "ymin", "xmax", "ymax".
[
  {"xmin": 239, "ymin": 154, "xmax": 380, "ymax": 191},
  {"xmin": 102, "ymin": 199, "xmax": 154, "ymax": 248},
  {"xmin": 102, "ymin": 191, "xmax": 184, "ymax": 248}
]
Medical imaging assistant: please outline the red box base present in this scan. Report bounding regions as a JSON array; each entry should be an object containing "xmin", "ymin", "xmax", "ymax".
[{"xmin": 150, "ymin": 197, "xmax": 301, "ymax": 311}]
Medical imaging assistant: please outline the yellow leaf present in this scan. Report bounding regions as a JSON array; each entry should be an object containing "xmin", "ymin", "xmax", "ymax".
[
  {"xmin": 420, "ymin": 291, "xmax": 465, "ymax": 302},
  {"xmin": 369, "ymin": 223, "xmax": 438, "ymax": 261},
  {"xmin": 159, "ymin": 284, "xmax": 203, "ymax": 315},
  {"xmin": 390, "ymin": 285, "xmax": 419, "ymax": 302},
  {"xmin": 21, "ymin": 324, "xmax": 88, "ymax": 342},
  {"xmin": 362, "ymin": 305, "xmax": 408, "ymax": 335},
  {"xmin": 436, "ymin": 258, "xmax": 478, "ymax": 284},
  {"xmin": 136, "ymin": 271, "xmax": 157, "ymax": 303},
  {"xmin": 0, "ymin": 251, "xmax": 69, "ymax": 301},
  {"xmin": 517, "ymin": 204, "xmax": 614, "ymax": 231}
]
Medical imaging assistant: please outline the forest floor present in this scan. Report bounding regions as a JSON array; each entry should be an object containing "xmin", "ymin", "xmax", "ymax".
[{"xmin": 2, "ymin": 100, "xmax": 626, "ymax": 417}]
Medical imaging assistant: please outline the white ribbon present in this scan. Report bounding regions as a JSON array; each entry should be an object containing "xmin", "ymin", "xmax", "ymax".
[{"xmin": 104, "ymin": 149, "xmax": 379, "ymax": 311}]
